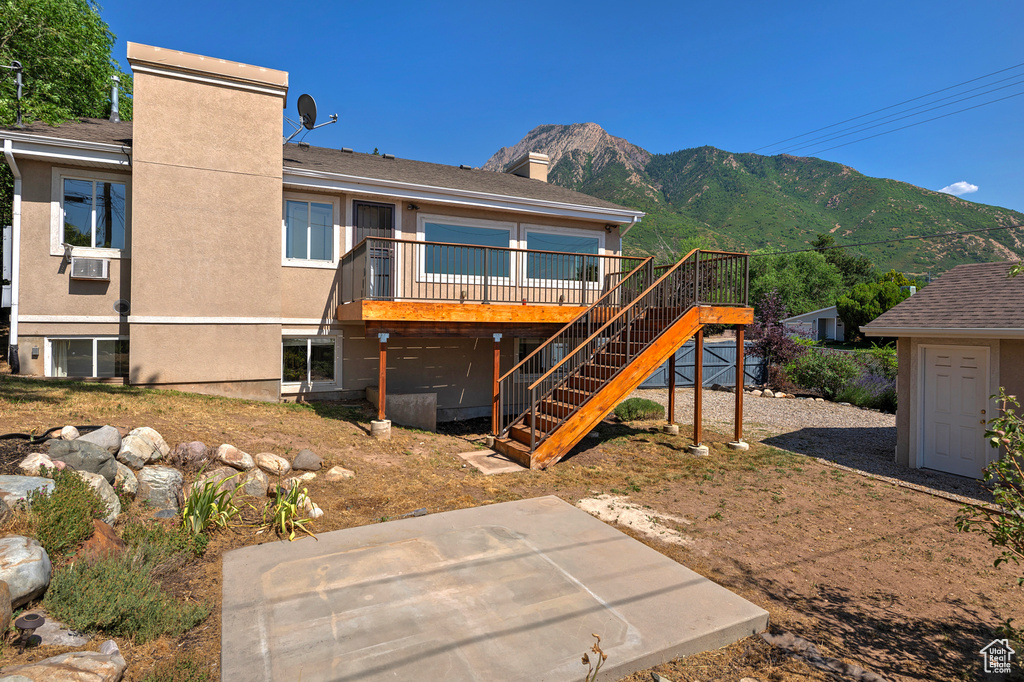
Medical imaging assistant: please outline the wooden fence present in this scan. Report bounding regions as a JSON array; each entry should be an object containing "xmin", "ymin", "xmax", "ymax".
[{"xmin": 639, "ymin": 340, "xmax": 765, "ymax": 389}]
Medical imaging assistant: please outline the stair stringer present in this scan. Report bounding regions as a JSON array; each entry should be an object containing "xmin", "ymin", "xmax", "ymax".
[{"xmin": 530, "ymin": 306, "xmax": 703, "ymax": 469}]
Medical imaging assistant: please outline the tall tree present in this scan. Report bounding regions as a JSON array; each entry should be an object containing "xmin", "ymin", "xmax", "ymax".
[
  {"xmin": 812, "ymin": 233, "xmax": 876, "ymax": 289},
  {"xmin": 749, "ymin": 250, "xmax": 845, "ymax": 317},
  {"xmin": 1, "ymin": 0, "xmax": 132, "ymax": 228}
]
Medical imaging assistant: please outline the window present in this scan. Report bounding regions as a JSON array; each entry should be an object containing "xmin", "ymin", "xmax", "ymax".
[
  {"xmin": 49, "ymin": 338, "xmax": 129, "ymax": 378},
  {"xmin": 421, "ymin": 220, "xmax": 512, "ymax": 280},
  {"xmin": 285, "ymin": 200, "xmax": 333, "ymax": 262},
  {"xmin": 62, "ymin": 178, "xmax": 126, "ymax": 250},
  {"xmin": 525, "ymin": 231, "xmax": 601, "ymax": 284},
  {"xmin": 517, "ymin": 338, "xmax": 568, "ymax": 374},
  {"xmin": 353, "ymin": 201, "xmax": 395, "ymax": 243},
  {"xmin": 282, "ymin": 338, "xmax": 335, "ymax": 384}
]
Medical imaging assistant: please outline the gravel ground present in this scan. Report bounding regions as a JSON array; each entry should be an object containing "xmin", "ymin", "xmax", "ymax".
[{"xmin": 630, "ymin": 386, "xmax": 992, "ymax": 503}]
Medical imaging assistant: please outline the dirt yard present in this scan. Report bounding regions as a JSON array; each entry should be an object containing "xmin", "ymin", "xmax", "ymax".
[{"xmin": 0, "ymin": 378, "xmax": 1020, "ymax": 682}]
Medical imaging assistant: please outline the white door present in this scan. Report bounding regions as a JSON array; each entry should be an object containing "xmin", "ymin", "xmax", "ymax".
[{"xmin": 922, "ymin": 346, "xmax": 990, "ymax": 478}]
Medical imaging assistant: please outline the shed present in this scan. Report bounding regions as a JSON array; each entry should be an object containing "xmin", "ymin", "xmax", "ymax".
[
  {"xmin": 783, "ymin": 305, "xmax": 845, "ymax": 341},
  {"xmin": 862, "ymin": 261, "xmax": 1024, "ymax": 478}
]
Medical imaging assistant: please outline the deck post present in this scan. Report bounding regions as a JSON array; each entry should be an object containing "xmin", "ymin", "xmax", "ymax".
[
  {"xmin": 492, "ymin": 333, "xmax": 502, "ymax": 436},
  {"xmin": 728, "ymin": 325, "xmax": 749, "ymax": 451},
  {"xmin": 370, "ymin": 332, "xmax": 391, "ymax": 439},
  {"xmin": 663, "ymin": 349, "xmax": 679, "ymax": 435},
  {"xmin": 687, "ymin": 328, "xmax": 707, "ymax": 455}
]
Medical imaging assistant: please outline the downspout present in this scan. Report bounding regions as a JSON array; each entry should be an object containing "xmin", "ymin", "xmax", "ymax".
[
  {"xmin": 3, "ymin": 139, "xmax": 21, "ymax": 373},
  {"xmin": 620, "ymin": 215, "xmax": 640, "ymax": 238}
]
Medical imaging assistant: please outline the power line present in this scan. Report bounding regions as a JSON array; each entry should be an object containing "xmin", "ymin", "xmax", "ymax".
[
  {"xmin": 751, "ymin": 223, "xmax": 1024, "ymax": 257},
  {"xmin": 804, "ymin": 89, "xmax": 1024, "ymax": 155},
  {"xmin": 751, "ymin": 60, "xmax": 1024, "ymax": 153},
  {"xmin": 775, "ymin": 75, "xmax": 1024, "ymax": 154}
]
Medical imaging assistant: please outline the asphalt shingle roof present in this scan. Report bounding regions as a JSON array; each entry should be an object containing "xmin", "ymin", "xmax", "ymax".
[
  {"xmin": 864, "ymin": 261, "xmax": 1024, "ymax": 331},
  {"xmin": 4, "ymin": 118, "xmax": 634, "ymax": 213}
]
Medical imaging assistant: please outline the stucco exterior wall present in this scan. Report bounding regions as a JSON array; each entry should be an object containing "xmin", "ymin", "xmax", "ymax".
[
  {"xmin": 128, "ymin": 49, "xmax": 286, "ymax": 400},
  {"xmin": 14, "ymin": 159, "xmax": 132, "ymax": 319},
  {"xmin": 999, "ymin": 339, "xmax": 1024, "ymax": 402}
]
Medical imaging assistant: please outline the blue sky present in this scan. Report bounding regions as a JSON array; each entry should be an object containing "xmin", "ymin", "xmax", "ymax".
[{"xmin": 101, "ymin": 0, "xmax": 1024, "ymax": 211}]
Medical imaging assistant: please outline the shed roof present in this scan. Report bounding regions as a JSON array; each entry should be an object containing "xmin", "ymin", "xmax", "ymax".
[
  {"xmin": 863, "ymin": 261, "xmax": 1024, "ymax": 334},
  {"xmin": 3, "ymin": 118, "xmax": 635, "ymax": 214}
]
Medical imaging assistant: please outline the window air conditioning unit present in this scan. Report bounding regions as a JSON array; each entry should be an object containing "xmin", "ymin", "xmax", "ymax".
[{"xmin": 70, "ymin": 257, "xmax": 110, "ymax": 281}]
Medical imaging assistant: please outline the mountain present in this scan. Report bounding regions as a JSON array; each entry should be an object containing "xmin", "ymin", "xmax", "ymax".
[{"xmin": 484, "ymin": 124, "xmax": 1024, "ymax": 274}]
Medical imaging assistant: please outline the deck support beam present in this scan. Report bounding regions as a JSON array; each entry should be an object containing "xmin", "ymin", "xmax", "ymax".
[
  {"xmin": 728, "ymin": 325, "xmax": 748, "ymax": 451},
  {"xmin": 667, "ymin": 351, "xmax": 676, "ymax": 425},
  {"xmin": 492, "ymin": 333, "xmax": 502, "ymax": 436},
  {"xmin": 693, "ymin": 327, "xmax": 703, "ymax": 446},
  {"xmin": 377, "ymin": 332, "xmax": 389, "ymax": 422}
]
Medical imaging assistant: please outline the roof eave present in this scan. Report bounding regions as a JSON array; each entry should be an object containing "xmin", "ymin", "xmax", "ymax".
[
  {"xmin": 862, "ymin": 326, "xmax": 1024, "ymax": 339},
  {"xmin": 2, "ymin": 130, "xmax": 131, "ymax": 168},
  {"xmin": 283, "ymin": 166, "xmax": 645, "ymax": 224}
]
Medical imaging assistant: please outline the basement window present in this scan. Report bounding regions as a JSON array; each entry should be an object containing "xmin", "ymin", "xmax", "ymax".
[
  {"xmin": 282, "ymin": 337, "xmax": 336, "ymax": 384},
  {"xmin": 48, "ymin": 338, "xmax": 129, "ymax": 378}
]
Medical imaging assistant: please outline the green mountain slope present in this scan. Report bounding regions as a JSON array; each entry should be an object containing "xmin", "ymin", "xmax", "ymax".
[{"xmin": 486, "ymin": 126, "xmax": 1024, "ymax": 274}]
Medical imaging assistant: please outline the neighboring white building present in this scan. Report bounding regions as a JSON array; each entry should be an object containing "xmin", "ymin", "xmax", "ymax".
[{"xmin": 783, "ymin": 306, "xmax": 845, "ymax": 341}]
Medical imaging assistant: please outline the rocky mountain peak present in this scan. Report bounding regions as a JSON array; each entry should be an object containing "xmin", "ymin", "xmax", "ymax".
[{"xmin": 483, "ymin": 122, "xmax": 652, "ymax": 174}]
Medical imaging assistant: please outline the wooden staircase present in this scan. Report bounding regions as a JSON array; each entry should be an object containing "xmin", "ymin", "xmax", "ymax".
[{"xmin": 493, "ymin": 249, "xmax": 750, "ymax": 469}]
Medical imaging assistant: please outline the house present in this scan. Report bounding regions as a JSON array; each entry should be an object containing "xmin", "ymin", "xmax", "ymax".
[
  {"xmin": 1, "ymin": 43, "xmax": 753, "ymax": 469},
  {"xmin": 783, "ymin": 305, "xmax": 845, "ymax": 341},
  {"xmin": 862, "ymin": 261, "xmax": 1024, "ymax": 478}
]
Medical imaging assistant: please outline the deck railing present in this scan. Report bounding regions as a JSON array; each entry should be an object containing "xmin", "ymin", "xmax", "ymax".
[
  {"xmin": 495, "ymin": 249, "xmax": 749, "ymax": 448},
  {"xmin": 339, "ymin": 237, "xmax": 647, "ymax": 306}
]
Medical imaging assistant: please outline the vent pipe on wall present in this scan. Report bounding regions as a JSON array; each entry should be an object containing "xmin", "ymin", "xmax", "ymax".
[{"xmin": 109, "ymin": 74, "xmax": 120, "ymax": 123}]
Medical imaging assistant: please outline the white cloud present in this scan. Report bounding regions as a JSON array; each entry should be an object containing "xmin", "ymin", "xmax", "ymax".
[{"xmin": 939, "ymin": 181, "xmax": 979, "ymax": 196}]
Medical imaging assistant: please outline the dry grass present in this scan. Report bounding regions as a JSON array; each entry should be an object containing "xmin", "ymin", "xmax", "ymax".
[{"xmin": 0, "ymin": 377, "xmax": 1020, "ymax": 681}]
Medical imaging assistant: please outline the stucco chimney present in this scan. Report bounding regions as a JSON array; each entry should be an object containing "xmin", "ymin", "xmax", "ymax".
[{"xmin": 506, "ymin": 152, "xmax": 549, "ymax": 183}]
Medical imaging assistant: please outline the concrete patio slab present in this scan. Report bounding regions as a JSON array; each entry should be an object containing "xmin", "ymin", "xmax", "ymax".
[
  {"xmin": 221, "ymin": 496, "xmax": 767, "ymax": 682},
  {"xmin": 456, "ymin": 448, "xmax": 526, "ymax": 475}
]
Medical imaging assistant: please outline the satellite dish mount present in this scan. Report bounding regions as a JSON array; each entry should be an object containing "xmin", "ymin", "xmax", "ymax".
[{"xmin": 284, "ymin": 94, "xmax": 337, "ymax": 144}]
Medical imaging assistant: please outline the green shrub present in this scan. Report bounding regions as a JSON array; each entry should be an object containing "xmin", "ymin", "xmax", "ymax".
[
  {"xmin": 140, "ymin": 652, "xmax": 213, "ymax": 682},
  {"xmin": 787, "ymin": 349, "xmax": 861, "ymax": 399},
  {"xmin": 30, "ymin": 468, "xmax": 109, "ymax": 557},
  {"xmin": 865, "ymin": 342, "xmax": 898, "ymax": 381},
  {"xmin": 122, "ymin": 520, "xmax": 206, "ymax": 562},
  {"xmin": 44, "ymin": 548, "xmax": 209, "ymax": 643},
  {"xmin": 614, "ymin": 398, "xmax": 665, "ymax": 422},
  {"xmin": 180, "ymin": 474, "xmax": 240, "ymax": 537}
]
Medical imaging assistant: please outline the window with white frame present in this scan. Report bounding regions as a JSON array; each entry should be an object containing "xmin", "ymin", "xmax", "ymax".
[
  {"xmin": 282, "ymin": 337, "xmax": 336, "ymax": 384},
  {"xmin": 524, "ymin": 229, "xmax": 601, "ymax": 286},
  {"xmin": 61, "ymin": 178, "xmax": 126, "ymax": 250},
  {"xmin": 418, "ymin": 215, "xmax": 514, "ymax": 282},
  {"xmin": 516, "ymin": 338, "xmax": 568, "ymax": 375},
  {"xmin": 284, "ymin": 199, "xmax": 335, "ymax": 263},
  {"xmin": 49, "ymin": 338, "xmax": 129, "ymax": 378}
]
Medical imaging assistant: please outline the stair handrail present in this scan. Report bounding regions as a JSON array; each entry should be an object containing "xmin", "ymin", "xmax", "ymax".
[
  {"xmin": 497, "ymin": 257, "xmax": 654, "ymax": 382},
  {"xmin": 514, "ymin": 249, "xmax": 748, "ymax": 453}
]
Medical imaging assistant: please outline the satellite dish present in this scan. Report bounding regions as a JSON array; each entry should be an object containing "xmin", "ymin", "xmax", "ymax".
[{"xmin": 297, "ymin": 94, "xmax": 317, "ymax": 130}]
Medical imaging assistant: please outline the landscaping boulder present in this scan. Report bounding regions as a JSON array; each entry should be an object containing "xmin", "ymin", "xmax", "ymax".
[
  {"xmin": 324, "ymin": 466, "xmax": 355, "ymax": 482},
  {"xmin": 79, "ymin": 520, "xmax": 126, "ymax": 563},
  {"xmin": 48, "ymin": 440, "xmax": 117, "ymax": 483},
  {"xmin": 75, "ymin": 425, "xmax": 122, "ymax": 454},
  {"xmin": 29, "ymin": 610, "xmax": 90, "ymax": 647},
  {"xmin": 76, "ymin": 471, "xmax": 120, "ymax": 525},
  {"xmin": 0, "ymin": 536, "xmax": 51, "ymax": 608},
  {"xmin": 118, "ymin": 426, "xmax": 170, "ymax": 469},
  {"xmin": 291, "ymin": 449, "xmax": 322, "ymax": 471},
  {"xmin": 136, "ymin": 466, "xmax": 184, "ymax": 512},
  {"xmin": 282, "ymin": 472, "xmax": 316, "ymax": 490},
  {"xmin": 191, "ymin": 466, "xmax": 240, "ymax": 496},
  {"xmin": 240, "ymin": 468, "xmax": 269, "ymax": 497},
  {"xmin": 18, "ymin": 453, "xmax": 59, "ymax": 476},
  {"xmin": 171, "ymin": 441, "xmax": 210, "ymax": 469},
  {"xmin": 59, "ymin": 425, "xmax": 79, "ymax": 440},
  {"xmin": 749, "ymin": 389, "xmax": 763, "ymax": 397},
  {"xmin": 762, "ymin": 389, "xmax": 775, "ymax": 398},
  {"xmin": 0, "ymin": 476, "xmax": 54, "ymax": 509},
  {"xmin": 299, "ymin": 494, "xmax": 324, "ymax": 519},
  {"xmin": 113, "ymin": 461, "xmax": 138, "ymax": 498},
  {"xmin": 0, "ymin": 581, "xmax": 11, "ymax": 634},
  {"xmin": 0, "ymin": 639, "xmax": 126, "ymax": 681},
  {"xmin": 216, "ymin": 444, "xmax": 255, "ymax": 471},
  {"xmin": 255, "ymin": 453, "xmax": 290, "ymax": 477},
  {"xmin": 0, "ymin": 499, "xmax": 10, "ymax": 526}
]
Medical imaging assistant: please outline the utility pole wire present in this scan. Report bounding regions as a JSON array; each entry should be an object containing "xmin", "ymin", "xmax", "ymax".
[
  {"xmin": 750, "ymin": 223, "xmax": 1024, "ymax": 257},
  {"xmin": 751, "ymin": 60, "xmax": 1024, "ymax": 152},
  {"xmin": 805, "ymin": 90, "xmax": 1024, "ymax": 155}
]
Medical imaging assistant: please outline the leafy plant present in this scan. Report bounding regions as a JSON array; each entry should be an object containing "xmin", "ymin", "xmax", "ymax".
[
  {"xmin": 44, "ymin": 548, "xmax": 209, "ymax": 643},
  {"xmin": 748, "ymin": 289, "xmax": 805, "ymax": 387},
  {"xmin": 614, "ymin": 397, "xmax": 665, "ymax": 422},
  {"xmin": 786, "ymin": 348, "xmax": 861, "ymax": 400},
  {"xmin": 123, "ymin": 519, "xmax": 206, "ymax": 561},
  {"xmin": 836, "ymin": 281, "xmax": 910, "ymax": 342},
  {"xmin": 956, "ymin": 389, "xmax": 1024, "ymax": 584},
  {"xmin": 113, "ymin": 478, "xmax": 133, "ymax": 513},
  {"xmin": 581, "ymin": 633, "xmax": 607, "ymax": 682},
  {"xmin": 269, "ymin": 484, "xmax": 315, "ymax": 541},
  {"xmin": 180, "ymin": 473, "xmax": 240, "ymax": 537},
  {"xmin": 29, "ymin": 468, "xmax": 109, "ymax": 557}
]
